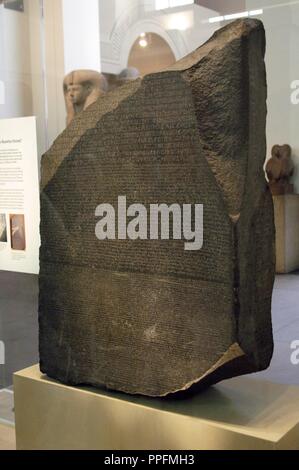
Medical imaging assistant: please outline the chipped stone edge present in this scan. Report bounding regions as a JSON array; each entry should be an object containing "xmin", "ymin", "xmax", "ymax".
[{"xmin": 158, "ymin": 343, "xmax": 246, "ymax": 398}]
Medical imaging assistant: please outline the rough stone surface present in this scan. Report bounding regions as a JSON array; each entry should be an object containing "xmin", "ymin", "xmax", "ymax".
[{"xmin": 39, "ymin": 19, "xmax": 275, "ymax": 397}]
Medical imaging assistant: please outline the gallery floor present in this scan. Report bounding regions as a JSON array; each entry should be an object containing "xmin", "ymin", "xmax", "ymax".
[{"xmin": 0, "ymin": 271, "xmax": 298, "ymax": 450}]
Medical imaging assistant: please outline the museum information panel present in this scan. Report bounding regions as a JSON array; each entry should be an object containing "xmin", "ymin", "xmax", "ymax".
[{"xmin": 0, "ymin": 117, "xmax": 40, "ymax": 274}]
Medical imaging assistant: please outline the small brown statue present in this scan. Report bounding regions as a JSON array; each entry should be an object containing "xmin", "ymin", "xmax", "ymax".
[
  {"xmin": 63, "ymin": 70, "xmax": 108, "ymax": 126},
  {"xmin": 266, "ymin": 144, "xmax": 294, "ymax": 195}
]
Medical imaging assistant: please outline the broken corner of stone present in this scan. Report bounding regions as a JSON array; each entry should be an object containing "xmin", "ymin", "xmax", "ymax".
[{"xmin": 39, "ymin": 19, "xmax": 275, "ymax": 398}]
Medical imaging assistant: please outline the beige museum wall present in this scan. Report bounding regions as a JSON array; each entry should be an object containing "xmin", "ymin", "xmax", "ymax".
[
  {"xmin": 0, "ymin": 1, "xmax": 33, "ymax": 120},
  {"xmin": 0, "ymin": 0, "xmax": 50, "ymax": 159},
  {"xmin": 0, "ymin": 0, "xmax": 67, "ymax": 156}
]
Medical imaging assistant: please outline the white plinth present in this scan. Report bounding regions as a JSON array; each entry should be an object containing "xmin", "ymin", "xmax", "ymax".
[
  {"xmin": 274, "ymin": 194, "xmax": 299, "ymax": 273},
  {"xmin": 14, "ymin": 365, "xmax": 299, "ymax": 450}
]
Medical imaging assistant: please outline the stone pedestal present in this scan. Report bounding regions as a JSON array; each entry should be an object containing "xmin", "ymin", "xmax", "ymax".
[
  {"xmin": 274, "ymin": 195, "xmax": 299, "ymax": 273},
  {"xmin": 14, "ymin": 365, "xmax": 299, "ymax": 450}
]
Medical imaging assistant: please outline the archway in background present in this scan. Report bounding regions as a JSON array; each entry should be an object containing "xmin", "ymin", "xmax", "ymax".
[{"xmin": 128, "ymin": 33, "xmax": 176, "ymax": 77}]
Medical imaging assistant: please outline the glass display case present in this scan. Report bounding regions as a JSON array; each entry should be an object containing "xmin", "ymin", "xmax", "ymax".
[{"xmin": 0, "ymin": 0, "xmax": 299, "ymax": 446}]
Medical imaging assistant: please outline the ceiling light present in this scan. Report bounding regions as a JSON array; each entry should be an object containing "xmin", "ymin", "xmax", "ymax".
[
  {"xmin": 209, "ymin": 9, "xmax": 263, "ymax": 24},
  {"xmin": 249, "ymin": 9, "xmax": 263, "ymax": 16},
  {"xmin": 155, "ymin": 0, "xmax": 193, "ymax": 10},
  {"xmin": 139, "ymin": 38, "xmax": 148, "ymax": 48},
  {"xmin": 170, "ymin": 0, "xmax": 194, "ymax": 7},
  {"xmin": 166, "ymin": 11, "xmax": 193, "ymax": 31},
  {"xmin": 224, "ymin": 11, "xmax": 249, "ymax": 21},
  {"xmin": 209, "ymin": 16, "xmax": 224, "ymax": 24},
  {"xmin": 156, "ymin": 0, "xmax": 169, "ymax": 10}
]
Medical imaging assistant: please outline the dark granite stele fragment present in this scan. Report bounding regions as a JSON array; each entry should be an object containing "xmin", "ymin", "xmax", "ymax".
[{"xmin": 39, "ymin": 19, "xmax": 275, "ymax": 397}]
